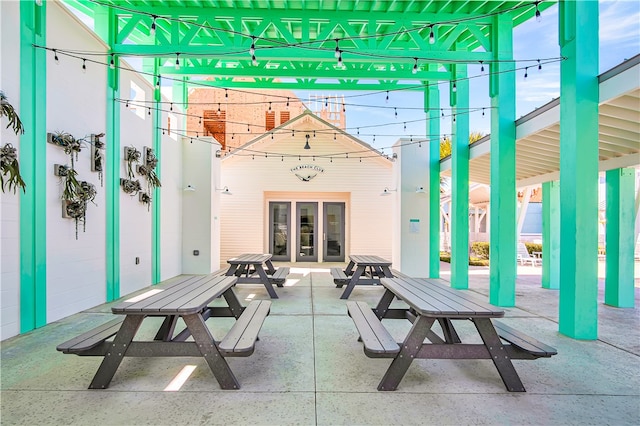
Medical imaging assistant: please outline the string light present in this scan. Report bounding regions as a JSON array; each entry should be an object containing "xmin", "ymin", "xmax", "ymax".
[
  {"xmin": 482, "ymin": 108, "xmax": 485, "ymax": 116},
  {"xmin": 53, "ymin": 49, "xmax": 59, "ymax": 64},
  {"xmin": 217, "ymin": 103, "xmax": 221, "ymax": 115},
  {"xmin": 337, "ymin": 50, "xmax": 343, "ymax": 67},
  {"xmin": 429, "ymin": 25, "xmax": 435, "ymax": 44},
  {"xmin": 125, "ymin": 100, "xmax": 129, "ymax": 108},
  {"xmin": 252, "ymin": 54, "xmax": 258, "ymax": 66},
  {"xmin": 394, "ymin": 108, "xmax": 397, "ymax": 118},
  {"xmin": 304, "ymin": 134, "xmax": 311, "ymax": 150},
  {"xmin": 385, "ymin": 91, "xmax": 389, "ymax": 103},
  {"xmin": 148, "ymin": 107, "xmax": 151, "ymax": 115},
  {"xmin": 452, "ymin": 81, "xmax": 457, "ymax": 92},
  {"xmin": 250, "ymin": 36, "xmax": 256, "ymax": 56},
  {"xmin": 535, "ymin": 1, "xmax": 541, "ymax": 22},
  {"xmin": 403, "ymin": 122, "xmax": 407, "ymax": 131},
  {"xmin": 286, "ymin": 98, "xmax": 290, "ymax": 109},
  {"xmin": 82, "ymin": 58, "xmax": 86, "ymax": 73},
  {"xmin": 170, "ymin": 102, "xmax": 173, "ymax": 111},
  {"xmin": 225, "ymin": 89, "xmax": 228, "ymax": 98},
  {"xmin": 524, "ymin": 67, "xmax": 528, "ymax": 79},
  {"xmin": 199, "ymin": 116, "xmax": 202, "ymax": 125},
  {"xmin": 150, "ymin": 15, "xmax": 157, "ymax": 35},
  {"xmin": 110, "ymin": 53, "xmax": 115, "ymax": 69},
  {"xmin": 480, "ymin": 61, "xmax": 484, "ymax": 73},
  {"xmin": 156, "ymin": 74, "xmax": 161, "ymax": 87},
  {"xmin": 412, "ymin": 57, "xmax": 418, "ymax": 74},
  {"xmin": 175, "ymin": 53, "xmax": 180, "ymax": 69},
  {"xmin": 538, "ymin": 59, "xmax": 542, "ymax": 70},
  {"xmin": 334, "ymin": 39, "xmax": 340, "ymax": 58},
  {"xmin": 268, "ymin": 102, "xmax": 272, "ymax": 111}
]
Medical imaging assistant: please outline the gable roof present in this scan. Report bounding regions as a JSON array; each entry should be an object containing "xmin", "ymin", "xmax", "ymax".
[{"xmin": 221, "ymin": 110, "xmax": 393, "ymax": 165}]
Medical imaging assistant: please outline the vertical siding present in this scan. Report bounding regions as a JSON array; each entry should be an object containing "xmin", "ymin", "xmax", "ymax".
[{"xmin": 220, "ymin": 117, "xmax": 393, "ymax": 263}]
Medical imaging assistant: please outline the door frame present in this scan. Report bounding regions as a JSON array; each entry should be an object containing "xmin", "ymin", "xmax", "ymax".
[
  {"xmin": 323, "ymin": 202, "xmax": 346, "ymax": 262},
  {"xmin": 296, "ymin": 202, "xmax": 318, "ymax": 262},
  {"xmin": 268, "ymin": 202, "xmax": 291, "ymax": 261}
]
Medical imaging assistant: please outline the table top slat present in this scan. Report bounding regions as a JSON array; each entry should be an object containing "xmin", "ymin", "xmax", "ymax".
[
  {"xmin": 380, "ymin": 277, "xmax": 504, "ymax": 318},
  {"xmin": 112, "ymin": 275, "xmax": 237, "ymax": 315},
  {"xmin": 228, "ymin": 253, "xmax": 272, "ymax": 264},
  {"xmin": 349, "ymin": 254, "xmax": 392, "ymax": 266}
]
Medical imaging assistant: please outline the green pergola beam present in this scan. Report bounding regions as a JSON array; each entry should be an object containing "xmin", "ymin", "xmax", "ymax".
[
  {"xmin": 542, "ymin": 181, "xmax": 560, "ymax": 290},
  {"xmin": 19, "ymin": 0, "xmax": 47, "ymax": 332},
  {"xmin": 425, "ymin": 82, "xmax": 440, "ymax": 278},
  {"xmin": 185, "ymin": 79, "xmax": 433, "ymax": 91},
  {"xmin": 152, "ymin": 60, "xmax": 162, "ymax": 285},
  {"xmin": 450, "ymin": 63, "xmax": 469, "ymax": 290},
  {"xmin": 488, "ymin": 14, "xmax": 516, "ymax": 307},
  {"xmin": 605, "ymin": 168, "xmax": 635, "ymax": 308},
  {"xmin": 558, "ymin": 0, "xmax": 599, "ymax": 340}
]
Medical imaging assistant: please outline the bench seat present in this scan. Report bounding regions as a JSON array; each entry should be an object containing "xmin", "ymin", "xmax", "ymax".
[
  {"xmin": 56, "ymin": 318, "xmax": 125, "ymax": 354},
  {"xmin": 330, "ymin": 267, "xmax": 349, "ymax": 287},
  {"xmin": 390, "ymin": 269, "xmax": 411, "ymax": 279},
  {"xmin": 347, "ymin": 301, "xmax": 400, "ymax": 358},
  {"xmin": 269, "ymin": 267, "xmax": 290, "ymax": 287},
  {"xmin": 220, "ymin": 300, "xmax": 271, "ymax": 356},
  {"xmin": 493, "ymin": 320, "xmax": 557, "ymax": 358}
]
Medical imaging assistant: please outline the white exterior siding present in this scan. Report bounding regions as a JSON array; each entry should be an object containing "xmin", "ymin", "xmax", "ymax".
[{"xmin": 220, "ymin": 113, "xmax": 394, "ymax": 263}]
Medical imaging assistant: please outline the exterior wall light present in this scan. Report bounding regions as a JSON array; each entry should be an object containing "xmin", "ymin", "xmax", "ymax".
[{"xmin": 216, "ymin": 186, "xmax": 232, "ymax": 195}]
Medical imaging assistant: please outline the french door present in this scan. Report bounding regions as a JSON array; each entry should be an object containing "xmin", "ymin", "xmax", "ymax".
[
  {"xmin": 269, "ymin": 202, "xmax": 291, "ymax": 261},
  {"xmin": 296, "ymin": 202, "xmax": 318, "ymax": 262},
  {"xmin": 323, "ymin": 202, "xmax": 345, "ymax": 262}
]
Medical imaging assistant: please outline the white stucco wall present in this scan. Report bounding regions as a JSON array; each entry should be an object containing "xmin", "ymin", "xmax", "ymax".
[
  {"xmin": 220, "ymin": 113, "xmax": 394, "ymax": 263},
  {"xmin": 0, "ymin": 0, "xmax": 23, "ymax": 340}
]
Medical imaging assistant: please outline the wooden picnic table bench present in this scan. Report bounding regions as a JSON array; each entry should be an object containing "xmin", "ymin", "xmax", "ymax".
[
  {"xmin": 225, "ymin": 253, "xmax": 289, "ymax": 298},
  {"xmin": 346, "ymin": 276, "xmax": 557, "ymax": 392},
  {"xmin": 333, "ymin": 255, "xmax": 395, "ymax": 299},
  {"xmin": 57, "ymin": 274, "xmax": 271, "ymax": 390}
]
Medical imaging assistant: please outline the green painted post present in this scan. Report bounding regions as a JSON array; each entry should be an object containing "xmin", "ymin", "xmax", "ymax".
[
  {"xmin": 558, "ymin": 0, "xmax": 599, "ymax": 339},
  {"xmin": 450, "ymin": 64, "xmax": 469, "ymax": 289},
  {"xmin": 489, "ymin": 14, "xmax": 516, "ymax": 306},
  {"xmin": 152, "ymin": 62, "xmax": 162, "ymax": 284},
  {"xmin": 605, "ymin": 168, "xmax": 635, "ymax": 307},
  {"xmin": 542, "ymin": 181, "xmax": 560, "ymax": 290},
  {"xmin": 425, "ymin": 83, "xmax": 440, "ymax": 278},
  {"xmin": 95, "ymin": 7, "xmax": 121, "ymax": 301},
  {"xmin": 19, "ymin": 0, "xmax": 47, "ymax": 332}
]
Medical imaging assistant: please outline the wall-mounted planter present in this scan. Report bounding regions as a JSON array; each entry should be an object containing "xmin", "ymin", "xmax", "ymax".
[
  {"xmin": 120, "ymin": 178, "xmax": 142, "ymax": 195},
  {"xmin": 90, "ymin": 133, "xmax": 105, "ymax": 186}
]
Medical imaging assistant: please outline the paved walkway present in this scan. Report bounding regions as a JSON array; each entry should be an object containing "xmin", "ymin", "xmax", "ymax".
[{"xmin": 1, "ymin": 263, "xmax": 639, "ymax": 425}]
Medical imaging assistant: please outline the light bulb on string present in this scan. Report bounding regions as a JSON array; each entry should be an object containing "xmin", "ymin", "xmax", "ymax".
[
  {"xmin": 54, "ymin": 49, "xmax": 59, "ymax": 64},
  {"xmin": 394, "ymin": 108, "xmax": 397, "ymax": 119},
  {"xmin": 538, "ymin": 59, "xmax": 542, "ymax": 70},
  {"xmin": 412, "ymin": 58, "xmax": 418, "ymax": 74},
  {"xmin": 482, "ymin": 108, "xmax": 485, "ymax": 116},
  {"xmin": 247, "ymin": 124, "xmax": 250, "ymax": 133},
  {"xmin": 334, "ymin": 39, "xmax": 340, "ymax": 58},
  {"xmin": 337, "ymin": 50, "xmax": 342, "ymax": 67},
  {"xmin": 199, "ymin": 116, "xmax": 202, "ymax": 125},
  {"xmin": 82, "ymin": 58, "xmax": 87, "ymax": 73},
  {"xmin": 403, "ymin": 122, "xmax": 407, "ymax": 132},
  {"xmin": 252, "ymin": 54, "xmax": 257, "ymax": 66},
  {"xmin": 480, "ymin": 61, "xmax": 484, "ymax": 73},
  {"xmin": 156, "ymin": 74, "xmax": 161, "ymax": 87},
  {"xmin": 148, "ymin": 107, "xmax": 151, "ymax": 116},
  {"xmin": 150, "ymin": 15, "xmax": 157, "ymax": 35},
  {"xmin": 170, "ymin": 102, "xmax": 173, "ymax": 111},
  {"xmin": 524, "ymin": 67, "xmax": 528, "ymax": 79},
  {"xmin": 441, "ymin": 109, "xmax": 444, "ymax": 118},
  {"xmin": 125, "ymin": 100, "xmax": 129, "ymax": 108},
  {"xmin": 342, "ymin": 103, "xmax": 346, "ymax": 112},
  {"xmin": 175, "ymin": 53, "xmax": 180, "ymax": 70},
  {"xmin": 452, "ymin": 82, "xmax": 457, "ymax": 92},
  {"xmin": 325, "ymin": 98, "xmax": 328, "ymax": 108},
  {"xmin": 535, "ymin": 2, "xmax": 541, "ymax": 22},
  {"xmin": 453, "ymin": 114, "xmax": 456, "ymax": 122},
  {"xmin": 217, "ymin": 103, "xmax": 221, "ymax": 115},
  {"xmin": 225, "ymin": 89, "xmax": 228, "ymax": 98},
  {"xmin": 385, "ymin": 91, "xmax": 389, "ymax": 103},
  {"xmin": 334, "ymin": 133, "xmax": 337, "ymax": 141},
  {"xmin": 268, "ymin": 102, "xmax": 272, "ymax": 111},
  {"xmin": 110, "ymin": 53, "xmax": 115, "ymax": 69},
  {"xmin": 250, "ymin": 37, "xmax": 256, "ymax": 56},
  {"xmin": 286, "ymin": 98, "xmax": 290, "ymax": 109},
  {"xmin": 429, "ymin": 25, "xmax": 435, "ymax": 44}
]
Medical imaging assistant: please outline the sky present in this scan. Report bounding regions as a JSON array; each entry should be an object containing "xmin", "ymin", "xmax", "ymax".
[{"xmin": 295, "ymin": 0, "xmax": 640, "ymax": 151}]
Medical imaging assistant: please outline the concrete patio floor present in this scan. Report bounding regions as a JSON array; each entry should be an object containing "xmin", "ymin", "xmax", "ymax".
[{"xmin": 1, "ymin": 262, "xmax": 639, "ymax": 425}]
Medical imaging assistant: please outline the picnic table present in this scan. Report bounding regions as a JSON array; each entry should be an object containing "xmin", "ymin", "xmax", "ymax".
[
  {"xmin": 225, "ymin": 253, "xmax": 289, "ymax": 299},
  {"xmin": 331, "ymin": 255, "xmax": 394, "ymax": 299},
  {"xmin": 346, "ymin": 276, "xmax": 557, "ymax": 392},
  {"xmin": 57, "ymin": 274, "xmax": 271, "ymax": 390}
]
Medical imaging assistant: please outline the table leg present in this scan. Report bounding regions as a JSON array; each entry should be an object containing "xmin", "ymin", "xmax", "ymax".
[
  {"xmin": 264, "ymin": 259, "xmax": 277, "ymax": 275},
  {"xmin": 373, "ymin": 289, "xmax": 396, "ymax": 319},
  {"xmin": 222, "ymin": 288, "xmax": 245, "ymax": 319},
  {"xmin": 437, "ymin": 318, "xmax": 462, "ymax": 344},
  {"xmin": 380, "ymin": 266, "xmax": 393, "ymax": 278},
  {"xmin": 340, "ymin": 265, "xmax": 365, "ymax": 299},
  {"xmin": 254, "ymin": 264, "xmax": 279, "ymax": 299},
  {"xmin": 89, "ymin": 315, "xmax": 144, "ymax": 389},
  {"xmin": 182, "ymin": 313, "xmax": 241, "ymax": 390},
  {"xmin": 378, "ymin": 316, "xmax": 435, "ymax": 391},
  {"xmin": 473, "ymin": 318, "xmax": 526, "ymax": 392},
  {"xmin": 344, "ymin": 260, "xmax": 356, "ymax": 275},
  {"xmin": 154, "ymin": 315, "xmax": 179, "ymax": 341},
  {"xmin": 225, "ymin": 264, "xmax": 239, "ymax": 277}
]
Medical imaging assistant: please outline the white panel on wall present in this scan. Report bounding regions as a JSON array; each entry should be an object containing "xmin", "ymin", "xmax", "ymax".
[
  {"xmin": 45, "ymin": 2, "xmax": 107, "ymax": 323},
  {"xmin": 0, "ymin": 0, "xmax": 22, "ymax": 340}
]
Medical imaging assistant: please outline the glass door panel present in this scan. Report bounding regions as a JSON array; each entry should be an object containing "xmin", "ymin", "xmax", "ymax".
[
  {"xmin": 323, "ymin": 202, "xmax": 345, "ymax": 262},
  {"xmin": 296, "ymin": 202, "xmax": 318, "ymax": 262},
  {"xmin": 269, "ymin": 202, "xmax": 291, "ymax": 261}
]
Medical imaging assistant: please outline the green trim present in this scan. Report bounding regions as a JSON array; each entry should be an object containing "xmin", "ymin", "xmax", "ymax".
[
  {"xmin": 425, "ymin": 83, "xmax": 440, "ymax": 278},
  {"xmin": 542, "ymin": 181, "xmax": 560, "ymax": 290},
  {"xmin": 558, "ymin": 0, "xmax": 599, "ymax": 340},
  {"xmin": 152, "ymin": 60, "xmax": 162, "ymax": 284},
  {"xmin": 605, "ymin": 168, "xmax": 635, "ymax": 307},
  {"xmin": 449, "ymin": 64, "xmax": 469, "ymax": 290},
  {"xmin": 489, "ymin": 15, "xmax": 516, "ymax": 307},
  {"xmin": 19, "ymin": 0, "xmax": 47, "ymax": 332},
  {"xmin": 96, "ymin": 7, "xmax": 121, "ymax": 301}
]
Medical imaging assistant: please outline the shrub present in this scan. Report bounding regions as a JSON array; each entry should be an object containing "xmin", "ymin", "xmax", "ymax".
[
  {"xmin": 471, "ymin": 242, "xmax": 490, "ymax": 259},
  {"xmin": 524, "ymin": 242, "xmax": 542, "ymax": 255}
]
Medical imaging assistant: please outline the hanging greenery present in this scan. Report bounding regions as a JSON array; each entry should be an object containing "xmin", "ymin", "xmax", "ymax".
[
  {"xmin": 124, "ymin": 146, "xmax": 141, "ymax": 179},
  {"xmin": 120, "ymin": 178, "xmax": 142, "ymax": 195},
  {"xmin": 50, "ymin": 131, "xmax": 84, "ymax": 169},
  {"xmin": 1, "ymin": 144, "xmax": 26, "ymax": 193},
  {"xmin": 139, "ymin": 191, "xmax": 152, "ymax": 211},
  {"xmin": 0, "ymin": 91, "xmax": 26, "ymax": 194},
  {"xmin": 1, "ymin": 91, "xmax": 24, "ymax": 135}
]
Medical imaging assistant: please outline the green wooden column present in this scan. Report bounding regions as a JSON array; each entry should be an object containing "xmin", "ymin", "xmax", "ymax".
[
  {"xmin": 605, "ymin": 168, "xmax": 635, "ymax": 307},
  {"xmin": 152, "ymin": 63, "xmax": 162, "ymax": 284},
  {"xmin": 542, "ymin": 181, "xmax": 560, "ymax": 290},
  {"xmin": 425, "ymin": 83, "xmax": 440, "ymax": 278},
  {"xmin": 19, "ymin": 0, "xmax": 47, "ymax": 332},
  {"xmin": 558, "ymin": 0, "xmax": 599, "ymax": 339},
  {"xmin": 489, "ymin": 14, "xmax": 517, "ymax": 306},
  {"xmin": 450, "ymin": 64, "xmax": 469, "ymax": 289},
  {"xmin": 95, "ymin": 7, "xmax": 121, "ymax": 301}
]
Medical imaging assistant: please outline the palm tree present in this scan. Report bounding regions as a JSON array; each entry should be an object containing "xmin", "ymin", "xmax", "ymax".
[{"xmin": 1, "ymin": 91, "xmax": 24, "ymax": 135}]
